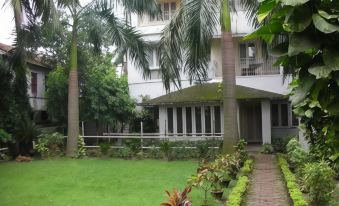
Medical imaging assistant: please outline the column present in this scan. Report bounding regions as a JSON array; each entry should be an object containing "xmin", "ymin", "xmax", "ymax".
[{"xmin": 261, "ymin": 100, "xmax": 271, "ymax": 144}]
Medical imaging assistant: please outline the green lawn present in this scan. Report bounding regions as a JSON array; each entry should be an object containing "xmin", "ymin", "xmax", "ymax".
[{"xmin": 0, "ymin": 158, "xmax": 219, "ymax": 206}]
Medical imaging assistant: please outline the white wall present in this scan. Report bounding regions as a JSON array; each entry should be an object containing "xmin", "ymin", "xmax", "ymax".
[{"xmin": 27, "ymin": 66, "xmax": 49, "ymax": 111}]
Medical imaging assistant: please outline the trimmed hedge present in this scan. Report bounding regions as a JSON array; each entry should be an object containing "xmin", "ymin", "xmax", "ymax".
[
  {"xmin": 227, "ymin": 159, "xmax": 253, "ymax": 206},
  {"xmin": 277, "ymin": 155, "xmax": 308, "ymax": 206},
  {"xmin": 227, "ymin": 176, "xmax": 249, "ymax": 206}
]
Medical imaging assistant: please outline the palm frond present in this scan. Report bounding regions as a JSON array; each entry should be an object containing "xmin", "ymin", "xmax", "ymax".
[
  {"xmin": 159, "ymin": 0, "xmax": 219, "ymax": 90},
  {"xmin": 96, "ymin": 7, "xmax": 151, "ymax": 78},
  {"xmin": 239, "ymin": 0, "xmax": 260, "ymax": 28},
  {"xmin": 119, "ymin": 0, "xmax": 160, "ymax": 18}
]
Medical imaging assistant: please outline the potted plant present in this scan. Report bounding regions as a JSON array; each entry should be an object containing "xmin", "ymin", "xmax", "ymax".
[{"xmin": 161, "ymin": 187, "xmax": 192, "ymax": 206}]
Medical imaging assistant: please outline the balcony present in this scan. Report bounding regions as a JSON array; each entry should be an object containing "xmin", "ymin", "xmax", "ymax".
[{"xmin": 239, "ymin": 57, "xmax": 280, "ymax": 76}]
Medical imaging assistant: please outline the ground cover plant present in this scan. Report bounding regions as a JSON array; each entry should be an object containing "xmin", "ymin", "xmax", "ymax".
[{"xmin": 0, "ymin": 159, "xmax": 219, "ymax": 206}]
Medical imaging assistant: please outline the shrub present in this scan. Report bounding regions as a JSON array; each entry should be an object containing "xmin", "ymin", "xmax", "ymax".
[
  {"xmin": 260, "ymin": 143, "xmax": 274, "ymax": 154},
  {"xmin": 286, "ymin": 138, "xmax": 309, "ymax": 170},
  {"xmin": 160, "ymin": 140, "xmax": 172, "ymax": 160},
  {"xmin": 0, "ymin": 129, "xmax": 13, "ymax": 143},
  {"xmin": 119, "ymin": 147, "xmax": 132, "ymax": 159},
  {"xmin": 303, "ymin": 161, "xmax": 335, "ymax": 205},
  {"xmin": 76, "ymin": 136, "xmax": 86, "ymax": 158},
  {"xmin": 235, "ymin": 139, "xmax": 248, "ymax": 163},
  {"xmin": 196, "ymin": 141, "xmax": 210, "ymax": 159},
  {"xmin": 125, "ymin": 139, "xmax": 141, "ymax": 155},
  {"xmin": 99, "ymin": 142, "xmax": 110, "ymax": 156},
  {"xmin": 35, "ymin": 138, "xmax": 49, "ymax": 158},
  {"xmin": 240, "ymin": 159, "xmax": 253, "ymax": 176},
  {"xmin": 272, "ymin": 136, "xmax": 293, "ymax": 153},
  {"xmin": 161, "ymin": 187, "xmax": 192, "ymax": 206},
  {"xmin": 37, "ymin": 132, "xmax": 64, "ymax": 157},
  {"xmin": 227, "ymin": 176, "xmax": 249, "ymax": 206},
  {"xmin": 277, "ymin": 155, "xmax": 308, "ymax": 206},
  {"xmin": 286, "ymin": 138, "xmax": 301, "ymax": 154}
]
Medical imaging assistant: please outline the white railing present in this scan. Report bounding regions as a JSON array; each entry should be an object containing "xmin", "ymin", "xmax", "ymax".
[
  {"xmin": 239, "ymin": 57, "xmax": 280, "ymax": 76},
  {"xmin": 74, "ymin": 133, "xmax": 223, "ymax": 149}
]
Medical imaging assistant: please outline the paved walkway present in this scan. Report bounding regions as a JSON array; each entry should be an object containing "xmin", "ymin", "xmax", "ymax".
[{"xmin": 245, "ymin": 154, "xmax": 291, "ymax": 206}]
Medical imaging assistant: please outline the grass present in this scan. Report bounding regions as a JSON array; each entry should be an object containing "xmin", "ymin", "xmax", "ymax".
[{"xmin": 0, "ymin": 158, "xmax": 220, "ymax": 206}]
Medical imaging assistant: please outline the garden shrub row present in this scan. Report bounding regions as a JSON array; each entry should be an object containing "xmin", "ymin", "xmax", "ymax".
[
  {"xmin": 277, "ymin": 154, "xmax": 308, "ymax": 206},
  {"xmin": 227, "ymin": 159, "xmax": 253, "ymax": 206}
]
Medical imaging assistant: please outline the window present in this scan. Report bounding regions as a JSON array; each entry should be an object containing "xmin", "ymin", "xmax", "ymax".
[
  {"xmin": 271, "ymin": 102, "xmax": 298, "ymax": 127},
  {"xmin": 31, "ymin": 72, "xmax": 37, "ymax": 96},
  {"xmin": 214, "ymin": 106, "xmax": 221, "ymax": 133},
  {"xmin": 177, "ymin": 107, "xmax": 183, "ymax": 134},
  {"xmin": 186, "ymin": 107, "xmax": 192, "ymax": 134},
  {"xmin": 239, "ymin": 42, "xmax": 256, "ymax": 59},
  {"xmin": 195, "ymin": 107, "xmax": 202, "ymax": 133},
  {"xmin": 205, "ymin": 106, "xmax": 211, "ymax": 134},
  {"xmin": 150, "ymin": 2, "xmax": 177, "ymax": 22},
  {"xmin": 148, "ymin": 48, "xmax": 161, "ymax": 79},
  {"xmin": 167, "ymin": 108, "xmax": 173, "ymax": 133}
]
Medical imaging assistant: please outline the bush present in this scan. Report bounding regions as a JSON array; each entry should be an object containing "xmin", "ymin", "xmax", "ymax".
[
  {"xmin": 286, "ymin": 138, "xmax": 309, "ymax": 170},
  {"xmin": 260, "ymin": 143, "xmax": 274, "ymax": 154},
  {"xmin": 76, "ymin": 136, "xmax": 86, "ymax": 158},
  {"xmin": 99, "ymin": 142, "xmax": 111, "ymax": 156},
  {"xmin": 277, "ymin": 155, "xmax": 308, "ymax": 206},
  {"xmin": 160, "ymin": 140, "xmax": 172, "ymax": 160},
  {"xmin": 303, "ymin": 161, "xmax": 335, "ymax": 205},
  {"xmin": 35, "ymin": 132, "xmax": 64, "ymax": 158},
  {"xmin": 240, "ymin": 159, "xmax": 253, "ymax": 176},
  {"xmin": 125, "ymin": 139, "xmax": 141, "ymax": 155},
  {"xmin": 196, "ymin": 141, "xmax": 210, "ymax": 159},
  {"xmin": 272, "ymin": 136, "xmax": 293, "ymax": 153},
  {"xmin": 35, "ymin": 138, "xmax": 49, "ymax": 158},
  {"xmin": 227, "ymin": 176, "xmax": 249, "ymax": 206},
  {"xmin": 119, "ymin": 147, "xmax": 132, "ymax": 159},
  {"xmin": 0, "ymin": 129, "xmax": 13, "ymax": 143}
]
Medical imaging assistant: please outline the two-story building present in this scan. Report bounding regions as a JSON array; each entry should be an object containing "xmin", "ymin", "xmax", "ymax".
[
  {"xmin": 0, "ymin": 43, "xmax": 50, "ymax": 122},
  {"xmin": 126, "ymin": 1, "xmax": 299, "ymax": 144}
]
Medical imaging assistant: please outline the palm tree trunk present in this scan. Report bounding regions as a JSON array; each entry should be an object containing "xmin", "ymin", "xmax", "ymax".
[
  {"xmin": 66, "ymin": 19, "xmax": 79, "ymax": 157},
  {"xmin": 221, "ymin": 1, "xmax": 238, "ymax": 153}
]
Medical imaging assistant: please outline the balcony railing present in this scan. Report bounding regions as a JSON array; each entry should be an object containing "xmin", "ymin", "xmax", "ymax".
[{"xmin": 239, "ymin": 57, "xmax": 280, "ymax": 76}]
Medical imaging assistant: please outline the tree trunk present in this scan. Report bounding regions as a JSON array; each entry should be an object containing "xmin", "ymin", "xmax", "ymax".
[
  {"xmin": 221, "ymin": 1, "xmax": 238, "ymax": 153},
  {"xmin": 66, "ymin": 19, "xmax": 79, "ymax": 157}
]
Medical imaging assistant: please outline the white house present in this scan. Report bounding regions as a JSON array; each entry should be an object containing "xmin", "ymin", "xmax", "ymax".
[
  {"xmin": 0, "ymin": 43, "xmax": 50, "ymax": 121},
  {"xmin": 127, "ymin": 1, "xmax": 299, "ymax": 144}
]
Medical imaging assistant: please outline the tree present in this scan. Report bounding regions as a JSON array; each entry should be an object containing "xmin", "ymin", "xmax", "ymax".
[
  {"xmin": 159, "ymin": 0, "xmax": 258, "ymax": 153},
  {"xmin": 50, "ymin": 0, "xmax": 159, "ymax": 157},
  {"xmin": 245, "ymin": 0, "xmax": 339, "ymax": 163}
]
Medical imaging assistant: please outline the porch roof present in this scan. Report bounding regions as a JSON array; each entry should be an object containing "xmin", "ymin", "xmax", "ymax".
[{"xmin": 144, "ymin": 83, "xmax": 284, "ymax": 106}]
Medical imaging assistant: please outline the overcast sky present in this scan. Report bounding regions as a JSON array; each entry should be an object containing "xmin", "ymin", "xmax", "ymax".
[{"xmin": 0, "ymin": 2, "xmax": 15, "ymax": 45}]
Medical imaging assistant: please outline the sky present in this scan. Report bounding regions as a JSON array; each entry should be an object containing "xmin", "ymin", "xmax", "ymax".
[{"xmin": 0, "ymin": 2, "xmax": 15, "ymax": 45}]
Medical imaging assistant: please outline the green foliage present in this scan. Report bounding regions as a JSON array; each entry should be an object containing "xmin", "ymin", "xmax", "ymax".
[
  {"xmin": 286, "ymin": 138, "xmax": 309, "ymax": 168},
  {"xmin": 14, "ymin": 118, "xmax": 40, "ymax": 143},
  {"xmin": 227, "ymin": 176, "xmax": 249, "ymax": 206},
  {"xmin": 76, "ymin": 136, "xmax": 86, "ymax": 158},
  {"xmin": 160, "ymin": 140, "xmax": 173, "ymax": 160},
  {"xmin": 99, "ymin": 142, "xmax": 111, "ymax": 156},
  {"xmin": 0, "ymin": 129, "xmax": 13, "ymax": 143},
  {"xmin": 239, "ymin": 159, "xmax": 254, "ymax": 176},
  {"xmin": 303, "ymin": 161, "xmax": 335, "ymax": 205},
  {"xmin": 196, "ymin": 141, "xmax": 210, "ymax": 159},
  {"xmin": 125, "ymin": 139, "xmax": 141, "ymax": 155},
  {"xmin": 277, "ymin": 155, "xmax": 308, "ymax": 206},
  {"xmin": 119, "ymin": 147, "xmax": 133, "ymax": 159},
  {"xmin": 45, "ymin": 66, "xmax": 68, "ymax": 123},
  {"xmin": 36, "ymin": 132, "xmax": 64, "ymax": 157},
  {"xmin": 260, "ymin": 143, "xmax": 274, "ymax": 154},
  {"xmin": 272, "ymin": 136, "xmax": 293, "ymax": 153},
  {"xmin": 247, "ymin": 0, "xmax": 339, "ymax": 165}
]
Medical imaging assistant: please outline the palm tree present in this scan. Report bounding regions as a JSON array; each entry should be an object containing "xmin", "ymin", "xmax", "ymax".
[
  {"xmin": 54, "ymin": 0, "xmax": 159, "ymax": 157},
  {"xmin": 159, "ymin": 0, "xmax": 258, "ymax": 153}
]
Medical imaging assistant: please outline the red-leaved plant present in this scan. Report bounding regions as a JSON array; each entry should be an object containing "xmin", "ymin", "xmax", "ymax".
[{"xmin": 161, "ymin": 187, "xmax": 192, "ymax": 206}]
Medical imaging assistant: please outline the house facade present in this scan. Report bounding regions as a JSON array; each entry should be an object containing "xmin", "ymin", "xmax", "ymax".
[
  {"xmin": 0, "ymin": 43, "xmax": 50, "ymax": 121},
  {"xmin": 126, "ymin": 1, "xmax": 300, "ymax": 144}
]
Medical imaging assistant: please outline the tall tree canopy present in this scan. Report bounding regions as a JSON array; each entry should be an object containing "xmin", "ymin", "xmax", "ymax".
[{"xmin": 245, "ymin": 0, "xmax": 339, "ymax": 163}]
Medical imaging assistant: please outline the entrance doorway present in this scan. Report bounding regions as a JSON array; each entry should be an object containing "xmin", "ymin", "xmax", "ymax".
[{"xmin": 239, "ymin": 101, "xmax": 262, "ymax": 143}]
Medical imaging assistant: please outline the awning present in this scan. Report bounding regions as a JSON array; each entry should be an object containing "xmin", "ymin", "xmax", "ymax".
[{"xmin": 143, "ymin": 83, "xmax": 285, "ymax": 106}]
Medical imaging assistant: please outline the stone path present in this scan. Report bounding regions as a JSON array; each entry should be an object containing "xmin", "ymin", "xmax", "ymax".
[{"xmin": 245, "ymin": 154, "xmax": 291, "ymax": 206}]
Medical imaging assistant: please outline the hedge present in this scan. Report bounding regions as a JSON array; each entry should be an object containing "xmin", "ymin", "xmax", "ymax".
[
  {"xmin": 277, "ymin": 155, "xmax": 308, "ymax": 206},
  {"xmin": 227, "ymin": 159, "xmax": 253, "ymax": 206}
]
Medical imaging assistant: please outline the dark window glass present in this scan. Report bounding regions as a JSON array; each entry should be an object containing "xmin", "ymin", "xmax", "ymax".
[
  {"xmin": 214, "ymin": 106, "xmax": 221, "ymax": 134},
  {"xmin": 177, "ymin": 107, "xmax": 183, "ymax": 134},
  {"xmin": 271, "ymin": 104, "xmax": 279, "ymax": 126},
  {"xmin": 239, "ymin": 44, "xmax": 246, "ymax": 59},
  {"xmin": 205, "ymin": 106, "xmax": 211, "ymax": 134},
  {"xmin": 163, "ymin": 3, "xmax": 169, "ymax": 20},
  {"xmin": 170, "ymin": 2, "xmax": 176, "ymax": 17},
  {"xmin": 195, "ymin": 107, "xmax": 202, "ymax": 133},
  {"xmin": 186, "ymin": 107, "xmax": 192, "ymax": 134},
  {"xmin": 31, "ymin": 72, "xmax": 37, "ymax": 96},
  {"xmin": 281, "ymin": 104, "xmax": 288, "ymax": 126},
  {"xmin": 167, "ymin": 108, "xmax": 173, "ymax": 133}
]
